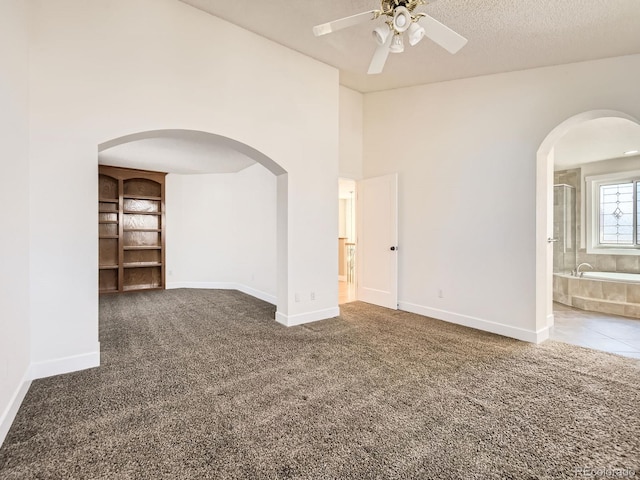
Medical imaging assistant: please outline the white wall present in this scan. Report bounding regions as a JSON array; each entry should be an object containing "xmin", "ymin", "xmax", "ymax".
[
  {"xmin": 0, "ymin": 0, "xmax": 31, "ymax": 444},
  {"xmin": 233, "ymin": 165, "xmax": 278, "ymax": 301},
  {"xmin": 28, "ymin": 0, "xmax": 339, "ymax": 375},
  {"xmin": 166, "ymin": 173, "xmax": 236, "ymax": 285},
  {"xmin": 580, "ymin": 154, "xmax": 640, "ymax": 178},
  {"xmin": 364, "ymin": 55, "xmax": 640, "ymax": 341},
  {"xmin": 339, "ymin": 86, "xmax": 364, "ymax": 180},
  {"xmin": 166, "ymin": 164, "xmax": 277, "ymax": 303}
]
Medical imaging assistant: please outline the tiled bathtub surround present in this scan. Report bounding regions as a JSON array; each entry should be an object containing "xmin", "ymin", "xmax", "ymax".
[
  {"xmin": 553, "ymin": 166, "xmax": 640, "ymax": 318},
  {"xmin": 553, "ymin": 273, "xmax": 640, "ymax": 319},
  {"xmin": 576, "ymin": 252, "xmax": 639, "ymax": 274}
]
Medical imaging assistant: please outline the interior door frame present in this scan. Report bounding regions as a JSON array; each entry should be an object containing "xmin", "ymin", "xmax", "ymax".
[
  {"xmin": 339, "ymin": 177, "xmax": 359, "ymax": 302},
  {"xmin": 356, "ymin": 173, "xmax": 399, "ymax": 310}
]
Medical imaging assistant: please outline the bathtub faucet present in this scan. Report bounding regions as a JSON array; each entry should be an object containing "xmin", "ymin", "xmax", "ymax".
[{"xmin": 575, "ymin": 263, "xmax": 594, "ymax": 277}]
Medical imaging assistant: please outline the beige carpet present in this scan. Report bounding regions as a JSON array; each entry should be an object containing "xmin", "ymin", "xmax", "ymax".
[{"xmin": 0, "ymin": 289, "xmax": 638, "ymax": 479}]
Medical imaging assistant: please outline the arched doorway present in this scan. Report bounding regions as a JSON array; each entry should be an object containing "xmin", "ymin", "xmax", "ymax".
[
  {"xmin": 98, "ymin": 129, "xmax": 289, "ymax": 320},
  {"xmin": 536, "ymin": 110, "xmax": 640, "ymax": 334}
]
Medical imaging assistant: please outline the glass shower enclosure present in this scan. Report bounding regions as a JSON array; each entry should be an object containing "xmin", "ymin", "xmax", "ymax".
[{"xmin": 553, "ymin": 184, "xmax": 577, "ymax": 274}]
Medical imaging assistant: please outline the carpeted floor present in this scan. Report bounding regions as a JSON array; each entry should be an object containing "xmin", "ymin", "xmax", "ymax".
[{"xmin": 1, "ymin": 289, "xmax": 639, "ymax": 479}]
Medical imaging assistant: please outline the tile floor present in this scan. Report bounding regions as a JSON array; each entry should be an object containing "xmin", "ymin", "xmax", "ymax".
[{"xmin": 551, "ymin": 302, "xmax": 640, "ymax": 359}]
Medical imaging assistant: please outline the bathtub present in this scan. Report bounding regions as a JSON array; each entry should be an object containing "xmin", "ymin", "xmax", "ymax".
[
  {"xmin": 553, "ymin": 272, "xmax": 640, "ymax": 319},
  {"xmin": 581, "ymin": 271, "xmax": 640, "ymax": 284}
]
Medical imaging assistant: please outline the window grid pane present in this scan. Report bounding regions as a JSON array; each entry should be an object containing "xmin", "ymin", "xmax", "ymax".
[{"xmin": 599, "ymin": 183, "xmax": 634, "ymax": 245}]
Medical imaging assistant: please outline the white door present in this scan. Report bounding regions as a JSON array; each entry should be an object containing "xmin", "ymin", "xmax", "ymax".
[{"xmin": 357, "ymin": 174, "xmax": 398, "ymax": 309}]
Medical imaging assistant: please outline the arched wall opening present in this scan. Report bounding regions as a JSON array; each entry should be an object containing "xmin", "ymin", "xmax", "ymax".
[
  {"xmin": 25, "ymin": 0, "xmax": 341, "ymax": 377},
  {"xmin": 99, "ymin": 130, "xmax": 287, "ymax": 176},
  {"xmin": 98, "ymin": 129, "xmax": 289, "ymax": 318},
  {"xmin": 536, "ymin": 110, "xmax": 640, "ymax": 333}
]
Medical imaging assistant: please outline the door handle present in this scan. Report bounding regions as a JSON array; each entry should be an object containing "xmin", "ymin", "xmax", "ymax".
[
  {"xmin": 390, "ymin": 246, "xmax": 398, "ymax": 251},
  {"xmin": 547, "ymin": 238, "xmax": 559, "ymax": 243}
]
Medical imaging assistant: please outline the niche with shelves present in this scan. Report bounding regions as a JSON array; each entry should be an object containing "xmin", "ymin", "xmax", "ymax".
[{"xmin": 98, "ymin": 166, "xmax": 166, "ymax": 294}]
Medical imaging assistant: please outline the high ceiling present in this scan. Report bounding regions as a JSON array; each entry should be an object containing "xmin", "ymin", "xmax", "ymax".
[
  {"xmin": 554, "ymin": 118, "xmax": 640, "ymax": 169},
  {"xmin": 180, "ymin": 0, "xmax": 640, "ymax": 93},
  {"xmin": 99, "ymin": 135, "xmax": 256, "ymax": 174},
  {"xmin": 101, "ymin": 2, "xmax": 640, "ymax": 173}
]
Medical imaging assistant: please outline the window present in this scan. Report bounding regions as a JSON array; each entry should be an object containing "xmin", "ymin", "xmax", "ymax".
[
  {"xmin": 586, "ymin": 171, "xmax": 640, "ymax": 254},
  {"xmin": 599, "ymin": 182, "xmax": 636, "ymax": 245}
]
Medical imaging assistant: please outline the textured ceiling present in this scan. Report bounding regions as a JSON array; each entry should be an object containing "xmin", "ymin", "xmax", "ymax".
[
  {"xmin": 554, "ymin": 118, "xmax": 640, "ymax": 169},
  {"xmin": 179, "ymin": 0, "xmax": 640, "ymax": 92}
]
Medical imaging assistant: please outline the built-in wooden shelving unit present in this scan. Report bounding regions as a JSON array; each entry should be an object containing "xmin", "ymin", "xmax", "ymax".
[{"xmin": 99, "ymin": 166, "xmax": 167, "ymax": 294}]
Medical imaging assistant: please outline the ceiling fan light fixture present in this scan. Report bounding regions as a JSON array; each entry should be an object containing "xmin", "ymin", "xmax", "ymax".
[
  {"xmin": 312, "ymin": 2, "xmax": 469, "ymax": 75},
  {"xmin": 407, "ymin": 22, "xmax": 426, "ymax": 46},
  {"xmin": 373, "ymin": 24, "xmax": 391, "ymax": 46},
  {"xmin": 389, "ymin": 33, "xmax": 405, "ymax": 53},
  {"xmin": 392, "ymin": 7, "xmax": 412, "ymax": 33}
]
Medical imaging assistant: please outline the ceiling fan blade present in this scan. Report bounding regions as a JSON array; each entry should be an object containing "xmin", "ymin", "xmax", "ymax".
[
  {"xmin": 313, "ymin": 10, "xmax": 379, "ymax": 37},
  {"xmin": 420, "ymin": 14, "xmax": 468, "ymax": 54},
  {"xmin": 367, "ymin": 34, "xmax": 393, "ymax": 75}
]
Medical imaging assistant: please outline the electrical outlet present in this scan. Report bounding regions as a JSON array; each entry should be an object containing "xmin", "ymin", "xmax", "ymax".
[
  {"xmin": 295, "ymin": 293, "xmax": 300, "ymax": 303},
  {"xmin": 310, "ymin": 291, "xmax": 316, "ymax": 301},
  {"xmin": 438, "ymin": 289, "xmax": 444, "ymax": 298}
]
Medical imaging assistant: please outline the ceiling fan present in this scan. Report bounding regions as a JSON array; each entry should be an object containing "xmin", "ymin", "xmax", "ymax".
[{"xmin": 313, "ymin": 0, "xmax": 467, "ymax": 75}]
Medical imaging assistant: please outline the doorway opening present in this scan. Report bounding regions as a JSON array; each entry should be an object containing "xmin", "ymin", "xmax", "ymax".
[
  {"xmin": 339, "ymin": 178, "xmax": 357, "ymax": 304},
  {"xmin": 98, "ymin": 129, "xmax": 288, "ymax": 317},
  {"xmin": 537, "ymin": 110, "xmax": 640, "ymax": 354}
]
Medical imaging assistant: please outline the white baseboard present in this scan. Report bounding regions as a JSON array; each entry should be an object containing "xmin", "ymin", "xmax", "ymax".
[
  {"xmin": 167, "ymin": 282, "xmax": 340, "ymax": 327},
  {"xmin": 547, "ymin": 313, "xmax": 555, "ymax": 328},
  {"xmin": 1, "ymin": 347, "xmax": 101, "ymax": 447},
  {"xmin": 166, "ymin": 282, "xmax": 277, "ymax": 305},
  {"xmin": 276, "ymin": 307, "xmax": 340, "ymax": 327},
  {"xmin": 536, "ymin": 325, "xmax": 551, "ymax": 343},
  {"xmin": 30, "ymin": 349, "xmax": 101, "ymax": 380},
  {"xmin": 399, "ymin": 302, "xmax": 549, "ymax": 344},
  {"xmin": 0, "ymin": 370, "xmax": 31, "ymax": 448},
  {"xmin": 167, "ymin": 281, "xmax": 235, "ymax": 290},
  {"xmin": 235, "ymin": 285, "xmax": 277, "ymax": 305}
]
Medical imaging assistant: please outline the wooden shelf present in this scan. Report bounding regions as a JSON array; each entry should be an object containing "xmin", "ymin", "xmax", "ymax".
[
  {"xmin": 100, "ymin": 166, "xmax": 166, "ymax": 294},
  {"xmin": 123, "ymin": 262, "xmax": 162, "ymax": 268},
  {"xmin": 123, "ymin": 210, "xmax": 161, "ymax": 216},
  {"xmin": 122, "ymin": 285, "xmax": 163, "ymax": 292},
  {"xmin": 99, "ymin": 288, "xmax": 119, "ymax": 294},
  {"xmin": 123, "ymin": 194, "xmax": 162, "ymax": 201}
]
